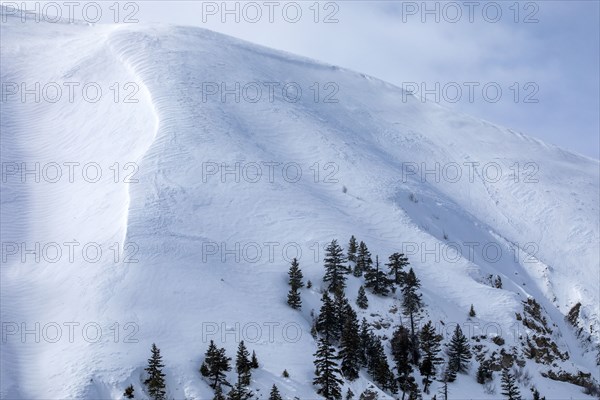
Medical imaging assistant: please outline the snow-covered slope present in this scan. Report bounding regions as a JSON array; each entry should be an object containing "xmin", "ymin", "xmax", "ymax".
[{"xmin": 1, "ymin": 13, "xmax": 598, "ymax": 399}]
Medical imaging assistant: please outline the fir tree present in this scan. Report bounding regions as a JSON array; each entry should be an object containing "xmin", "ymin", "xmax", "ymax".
[
  {"xmin": 235, "ymin": 341, "xmax": 252, "ymax": 386},
  {"xmin": 287, "ymin": 287, "xmax": 302, "ymax": 309},
  {"xmin": 354, "ymin": 241, "xmax": 373, "ymax": 277},
  {"xmin": 364, "ymin": 255, "xmax": 392, "ymax": 296},
  {"xmin": 419, "ymin": 321, "xmax": 443, "ymax": 394},
  {"xmin": 391, "ymin": 325, "xmax": 417, "ymax": 399},
  {"xmin": 500, "ymin": 368, "xmax": 522, "ymax": 400},
  {"xmin": 446, "ymin": 325, "xmax": 471, "ymax": 377},
  {"xmin": 339, "ymin": 304, "xmax": 361, "ymax": 380},
  {"xmin": 334, "ymin": 291, "xmax": 351, "ymax": 336},
  {"xmin": 144, "ymin": 343, "xmax": 166, "ymax": 400},
  {"xmin": 469, "ymin": 304, "xmax": 476, "ymax": 318},
  {"xmin": 201, "ymin": 340, "xmax": 232, "ymax": 390},
  {"xmin": 367, "ymin": 334, "xmax": 396, "ymax": 393},
  {"xmin": 123, "ymin": 384, "xmax": 135, "ymax": 399},
  {"xmin": 269, "ymin": 385, "xmax": 283, "ymax": 400},
  {"xmin": 323, "ymin": 239, "xmax": 348, "ymax": 294},
  {"xmin": 359, "ymin": 318, "xmax": 373, "ymax": 367},
  {"xmin": 402, "ymin": 268, "xmax": 423, "ymax": 337},
  {"xmin": 317, "ymin": 292, "xmax": 339, "ymax": 342},
  {"xmin": 250, "ymin": 351, "xmax": 259, "ymax": 369},
  {"xmin": 288, "ymin": 258, "xmax": 304, "ymax": 289},
  {"xmin": 387, "ymin": 252, "xmax": 409, "ymax": 286},
  {"xmin": 356, "ymin": 285, "xmax": 369, "ymax": 309},
  {"xmin": 438, "ymin": 364, "xmax": 450, "ymax": 400},
  {"xmin": 347, "ymin": 235, "xmax": 358, "ymax": 263},
  {"xmin": 313, "ymin": 337, "xmax": 344, "ymax": 400}
]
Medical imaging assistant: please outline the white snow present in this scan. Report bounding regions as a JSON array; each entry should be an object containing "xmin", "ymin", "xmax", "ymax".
[{"xmin": 1, "ymin": 12, "xmax": 598, "ymax": 399}]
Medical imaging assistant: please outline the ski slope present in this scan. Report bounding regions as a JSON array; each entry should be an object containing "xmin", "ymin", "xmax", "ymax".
[{"xmin": 1, "ymin": 12, "xmax": 598, "ymax": 399}]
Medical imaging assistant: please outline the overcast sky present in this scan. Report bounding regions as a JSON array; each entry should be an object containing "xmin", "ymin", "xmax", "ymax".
[{"xmin": 16, "ymin": 0, "xmax": 600, "ymax": 158}]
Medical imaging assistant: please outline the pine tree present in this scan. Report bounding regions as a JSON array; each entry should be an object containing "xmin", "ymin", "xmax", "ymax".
[
  {"xmin": 347, "ymin": 235, "xmax": 358, "ymax": 263},
  {"xmin": 235, "ymin": 341, "xmax": 252, "ymax": 386},
  {"xmin": 144, "ymin": 343, "xmax": 166, "ymax": 400},
  {"xmin": 323, "ymin": 239, "xmax": 348, "ymax": 294},
  {"xmin": 123, "ymin": 384, "xmax": 135, "ymax": 399},
  {"xmin": 313, "ymin": 337, "xmax": 344, "ymax": 400},
  {"xmin": 334, "ymin": 291, "xmax": 351, "ymax": 336},
  {"xmin": 364, "ymin": 255, "xmax": 392, "ymax": 296},
  {"xmin": 469, "ymin": 304, "xmax": 476, "ymax": 318},
  {"xmin": 391, "ymin": 325, "xmax": 416, "ymax": 399},
  {"xmin": 446, "ymin": 325, "xmax": 471, "ymax": 377},
  {"xmin": 367, "ymin": 334, "xmax": 396, "ymax": 393},
  {"xmin": 500, "ymin": 368, "xmax": 522, "ymax": 400},
  {"xmin": 269, "ymin": 385, "xmax": 283, "ymax": 400},
  {"xmin": 359, "ymin": 318, "xmax": 372, "ymax": 367},
  {"xmin": 419, "ymin": 321, "xmax": 443, "ymax": 394},
  {"xmin": 356, "ymin": 285, "xmax": 369, "ymax": 309},
  {"xmin": 288, "ymin": 258, "xmax": 304, "ymax": 289},
  {"xmin": 287, "ymin": 287, "xmax": 302, "ymax": 309},
  {"xmin": 339, "ymin": 304, "xmax": 361, "ymax": 380},
  {"xmin": 354, "ymin": 241, "xmax": 373, "ymax": 277},
  {"xmin": 402, "ymin": 268, "xmax": 423, "ymax": 337},
  {"xmin": 317, "ymin": 292, "xmax": 339, "ymax": 342},
  {"xmin": 387, "ymin": 252, "xmax": 409, "ymax": 285},
  {"xmin": 250, "ymin": 351, "xmax": 259, "ymax": 369},
  {"xmin": 201, "ymin": 340, "xmax": 232, "ymax": 390}
]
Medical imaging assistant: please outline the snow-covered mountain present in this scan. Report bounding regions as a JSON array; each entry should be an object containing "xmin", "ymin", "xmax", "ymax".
[{"xmin": 1, "ymin": 11, "xmax": 598, "ymax": 400}]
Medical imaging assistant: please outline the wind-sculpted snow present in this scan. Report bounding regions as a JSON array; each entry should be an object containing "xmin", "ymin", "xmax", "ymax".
[{"xmin": 1, "ymin": 14, "xmax": 598, "ymax": 399}]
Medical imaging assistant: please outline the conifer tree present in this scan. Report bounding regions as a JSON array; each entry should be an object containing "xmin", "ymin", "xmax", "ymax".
[
  {"xmin": 144, "ymin": 344, "xmax": 166, "ymax": 400},
  {"xmin": 201, "ymin": 340, "xmax": 232, "ymax": 390},
  {"xmin": 387, "ymin": 252, "xmax": 409, "ymax": 286},
  {"xmin": 236, "ymin": 341, "xmax": 252, "ymax": 386},
  {"xmin": 419, "ymin": 321, "xmax": 443, "ymax": 394},
  {"xmin": 356, "ymin": 285, "xmax": 369, "ymax": 309},
  {"xmin": 317, "ymin": 292, "xmax": 339, "ymax": 342},
  {"xmin": 469, "ymin": 304, "xmax": 476, "ymax": 318},
  {"xmin": 347, "ymin": 235, "xmax": 358, "ymax": 263},
  {"xmin": 323, "ymin": 239, "xmax": 348, "ymax": 294},
  {"xmin": 339, "ymin": 304, "xmax": 361, "ymax": 380},
  {"xmin": 354, "ymin": 241, "xmax": 373, "ymax": 277},
  {"xmin": 500, "ymin": 368, "xmax": 522, "ymax": 400},
  {"xmin": 438, "ymin": 364, "xmax": 450, "ymax": 400},
  {"xmin": 402, "ymin": 268, "xmax": 423, "ymax": 336},
  {"xmin": 365, "ymin": 255, "xmax": 392, "ymax": 296},
  {"xmin": 123, "ymin": 384, "xmax": 135, "ymax": 399},
  {"xmin": 359, "ymin": 318, "xmax": 372, "ymax": 367},
  {"xmin": 367, "ymin": 334, "xmax": 396, "ymax": 393},
  {"xmin": 446, "ymin": 325, "xmax": 471, "ymax": 377},
  {"xmin": 313, "ymin": 337, "xmax": 344, "ymax": 400},
  {"xmin": 334, "ymin": 291, "xmax": 351, "ymax": 335},
  {"xmin": 288, "ymin": 258, "xmax": 304, "ymax": 289},
  {"xmin": 250, "ymin": 351, "xmax": 259, "ymax": 369},
  {"xmin": 391, "ymin": 325, "xmax": 417, "ymax": 399},
  {"xmin": 269, "ymin": 385, "xmax": 283, "ymax": 400}
]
